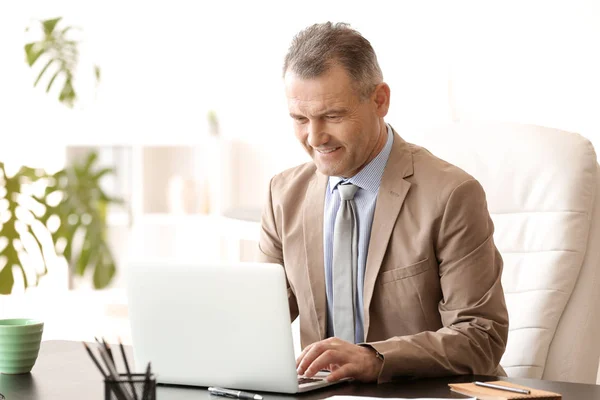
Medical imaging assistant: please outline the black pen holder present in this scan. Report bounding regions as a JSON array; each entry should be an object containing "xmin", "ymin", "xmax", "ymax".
[{"xmin": 104, "ymin": 373, "xmax": 156, "ymax": 400}]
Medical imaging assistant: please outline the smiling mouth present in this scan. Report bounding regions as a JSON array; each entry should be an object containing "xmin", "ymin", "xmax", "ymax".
[{"xmin": 316, "ymin": 147, "xmax": 340, "ymax": 154}]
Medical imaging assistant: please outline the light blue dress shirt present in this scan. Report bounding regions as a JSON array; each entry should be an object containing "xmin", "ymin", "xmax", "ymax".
[{"xmin": 323, "ymin": 124, "xmax": 394, "ymax": 343}]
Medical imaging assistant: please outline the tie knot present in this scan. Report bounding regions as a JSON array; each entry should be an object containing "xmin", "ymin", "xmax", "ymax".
[{"xmin": 338, "ymin": 183, "xmax": 358, "ymax": 200}]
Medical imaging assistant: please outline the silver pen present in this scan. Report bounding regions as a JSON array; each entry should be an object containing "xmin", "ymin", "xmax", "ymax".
[
  {"xmin": 474, "ymin": 381, "xmax": 531, "ymax": 395},
  {"xmin": 208, "ymin": 387, "xmax": 263, "ymax": 400}
]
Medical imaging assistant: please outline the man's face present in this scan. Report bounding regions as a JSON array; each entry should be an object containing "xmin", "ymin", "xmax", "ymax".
[{"xmin": 284, "ymin": 64, "xmax": 388, "ymax": 178}]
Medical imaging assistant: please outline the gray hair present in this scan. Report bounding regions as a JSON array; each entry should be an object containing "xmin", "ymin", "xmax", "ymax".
[{"xmin": 283, "ymin": 22, "xmax": 383, "ymax": 99}]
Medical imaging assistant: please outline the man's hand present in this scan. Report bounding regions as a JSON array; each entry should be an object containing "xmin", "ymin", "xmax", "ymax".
[{"xmin": 295, "ymin": 337, "xmax": 383, "ymax": 383}]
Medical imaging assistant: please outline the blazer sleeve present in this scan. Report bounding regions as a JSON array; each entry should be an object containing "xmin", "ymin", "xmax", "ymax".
[
  {"xmin": 257, "ymin": 176, "xmax": 299, "ymax": 321},
  {"xmin": 366, "ymin": 178, "xmax": 509, "ymax": 382}
]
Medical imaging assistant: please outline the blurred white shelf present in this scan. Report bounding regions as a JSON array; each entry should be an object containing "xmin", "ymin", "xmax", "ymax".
[{"xmin": 65, "ymin": 144, "xmax": 263, "ymax": 291}]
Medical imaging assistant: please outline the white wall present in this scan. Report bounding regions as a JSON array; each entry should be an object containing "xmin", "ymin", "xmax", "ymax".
[
  {"xmin": 1, "ymin": 0, "xmax": 599, "ymax": 248},
  {"xmin": 2, "ymin": 1, "xmax": 598, "ymax": 209},
  {"xmin": 449, "ymin": 1, "xmax": 600, "ymax": 138}
]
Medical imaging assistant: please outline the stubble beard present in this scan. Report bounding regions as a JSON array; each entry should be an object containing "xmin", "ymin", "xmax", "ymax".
[{"xmin": 310, "ymin": 148, "xmax": 349, "ymax": 177}]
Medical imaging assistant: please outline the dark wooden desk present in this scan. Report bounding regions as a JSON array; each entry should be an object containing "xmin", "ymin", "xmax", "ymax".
[{"xmin": 1, "ymin": 341, "xmax": 599, "ymax": 399}]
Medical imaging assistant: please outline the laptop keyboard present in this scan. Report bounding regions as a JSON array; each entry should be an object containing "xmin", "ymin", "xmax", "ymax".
[{"xmin": 298, "ymin": 377, "xmax": 324, "ymax": 385}]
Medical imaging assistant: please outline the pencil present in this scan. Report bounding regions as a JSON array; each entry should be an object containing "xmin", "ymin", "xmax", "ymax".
[
  {"xmin": 141, "ymin": 362, "xmax": 152, "ymax": 400},
  {"xmin": 100, "ymin": 348, "xmax": 133, "ymax": 400},
  {"xmin": 82, "ymin": 342, "xmax": 108, "ymax": 379},
  {"xmin": 474, "ymin": 381, "xmax": 531, "ymax": 395},
  {"xmin": 119, "ymin": 337, "xmax": 139, "ymax": 400},
  {"xmin": 102, "ymin": 337, "xmax": 116, "ymax": 366}
]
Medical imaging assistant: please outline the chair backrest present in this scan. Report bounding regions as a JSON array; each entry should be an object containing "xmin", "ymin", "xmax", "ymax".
[{"xmin": 416, "ymin": 122, "xmax": 600, "ymax": 383}]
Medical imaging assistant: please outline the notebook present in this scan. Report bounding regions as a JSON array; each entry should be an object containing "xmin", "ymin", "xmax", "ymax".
[
  {"xmin": 449, "ymin": 381, "xmax": 561, "ymax": 399},
  {"xmin": 126, "ymin": 261, "xmax": 346, "ymax": 394}
]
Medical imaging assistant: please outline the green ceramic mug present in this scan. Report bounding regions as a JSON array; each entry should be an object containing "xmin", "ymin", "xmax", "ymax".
[{"xmin": 0, "ymin": 319, "xmax": 44, "ymax": 374}]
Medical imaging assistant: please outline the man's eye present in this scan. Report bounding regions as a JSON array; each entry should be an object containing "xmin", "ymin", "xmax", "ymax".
[
  {"xmin": 294, "ymin": 117, "xmax": 308, "ymax": 124},
  {"xmin": 326, "ymin": 115, "xmax": 341, "ymax": 121}
]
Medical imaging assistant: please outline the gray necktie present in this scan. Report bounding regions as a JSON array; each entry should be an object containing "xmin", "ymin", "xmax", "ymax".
[{"xmin": 332, "ymin": 183, "xmax": 359, "ymax": 343}]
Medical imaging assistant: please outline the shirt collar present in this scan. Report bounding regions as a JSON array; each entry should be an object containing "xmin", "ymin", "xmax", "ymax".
[{"xmin": 329, "ymin": 124, "xmax": 394, "ymax": 194}]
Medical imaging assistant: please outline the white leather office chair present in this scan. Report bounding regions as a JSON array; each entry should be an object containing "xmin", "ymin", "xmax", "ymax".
[{"xmin": 418, "ymin": 122, "xmax": 600, "ymax": 383}]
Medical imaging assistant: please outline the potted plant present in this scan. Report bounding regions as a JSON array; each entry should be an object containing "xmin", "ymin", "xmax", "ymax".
[
  {"xmin": 0, "ymin": 16, "xmax": 121, "ymax": 294},
  {"xmin": 24, "ymin": 16, "xmax": 100, "ymax": 107},
  {"xmin": 0, "ymin": 152, "xmax": 123, "ymax": 294}
]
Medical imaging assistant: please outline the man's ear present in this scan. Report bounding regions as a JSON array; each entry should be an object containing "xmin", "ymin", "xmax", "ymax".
[{"xmin": 373, "ymin": 82, "xmax": 390, "ymax": 118}]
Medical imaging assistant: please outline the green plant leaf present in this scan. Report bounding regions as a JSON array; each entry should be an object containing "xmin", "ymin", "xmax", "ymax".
[
  {"xmin": 59, "ymin": 26, "xmax": 74, "ymax": 38},
  {"xmin": 19, "ymin": 261, "xmax": 29, "ymax": 288},
  {"xmin": 25, "ymin": 17, "xmax": 97, "ymax": 108},
  {"xmin": 2, "ymin": 150, "xmax": 123, "ymax": 293},
  {"xmin": 91, "ymin": 167, "xmax": 114, "ymax": 183},
  {"xmin": 94, "ymin": 65, "xmax": 101, "ymax": 83},
  {"xmin": 18, "ymin": 166, "xmax": 45, "ymax": 182},
  {"xmin": 0, "ymin": 168, "xmax": 48, "ymax": 294},
  {"xmin": 42, "ymin": 17, "xmax": 62, "ymax": 36},
  {"xmin": 58, "ymin": 77, "xmax": 76, "ymax": 107},
  {"xmin": 0, "ymin": 259, "xmax": 15, "ymax": 295},
  {"xmin": 61, "ymin": 217, "xmax": 80, "ymax": 262},
  {"xmin": 35, "ymin": 150, "xmax": 123, "ymax": 290},
  {"xmin": 75, "ymin": 236, "xmax": 92, "ymax": 276},
  {"xmin": 24, "ymin": 43, "xmax": 44, "ymax": 67},
  {"xmin": 83, "ymin": 152, "xmax": 98, "ymax": 174},
  {"xmin": 46, "ymin": 69, "xmax": 61, "ymax": 93},
  {"xmin": 92, "ymin": 250, "xmax": 116, "ymax": 289},
  {"xmin": 30, "ymin": 233, "xmax": 49, "ymax": 278},
  {"xmin": 34, "ymin": 59, "xmax": 56, "ymax": 88},
  {"xmin": 99, "ymin": 193, "xmax": 125, "ymax": 205}
]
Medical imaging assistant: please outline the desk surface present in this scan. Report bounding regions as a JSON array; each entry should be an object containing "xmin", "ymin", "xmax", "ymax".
[{"xmin": 1, "ymin": 340, "xmax": 599, "ymax": 400}]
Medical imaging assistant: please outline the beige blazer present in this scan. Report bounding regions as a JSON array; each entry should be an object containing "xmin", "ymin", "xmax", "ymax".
[{"xmin": 258, "ymin": 130, "xmax": 509, "ymax": 382}]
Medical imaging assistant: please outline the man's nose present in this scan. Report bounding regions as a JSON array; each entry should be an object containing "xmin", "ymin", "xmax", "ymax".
[{"xmin": 307, "ymin": 121, "xmax": 327, "ymax": 148}]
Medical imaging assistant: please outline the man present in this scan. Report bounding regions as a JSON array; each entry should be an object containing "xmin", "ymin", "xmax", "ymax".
[{"xmin": 258, "ymin": 22, "xmax": 508, "ymax": 384}]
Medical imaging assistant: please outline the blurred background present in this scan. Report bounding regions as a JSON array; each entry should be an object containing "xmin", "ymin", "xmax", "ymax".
[{"xmin": 0, "ymin": 0, "xmax": 599, "ymax": 360}]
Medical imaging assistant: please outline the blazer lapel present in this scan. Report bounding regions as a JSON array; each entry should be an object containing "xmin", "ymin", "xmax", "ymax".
[
  {"xmin": 303, "ymin": 171, "xmax": 328, "ymax": 340},
  {"xmin": 363, "ymin": 130, "xmax": 414, "ymax": 337}
]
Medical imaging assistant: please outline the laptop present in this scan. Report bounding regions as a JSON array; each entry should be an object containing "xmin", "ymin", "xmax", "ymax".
[{"xmin": 126, "ymin": 261, "xmax": 343, "ymax": 394}]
